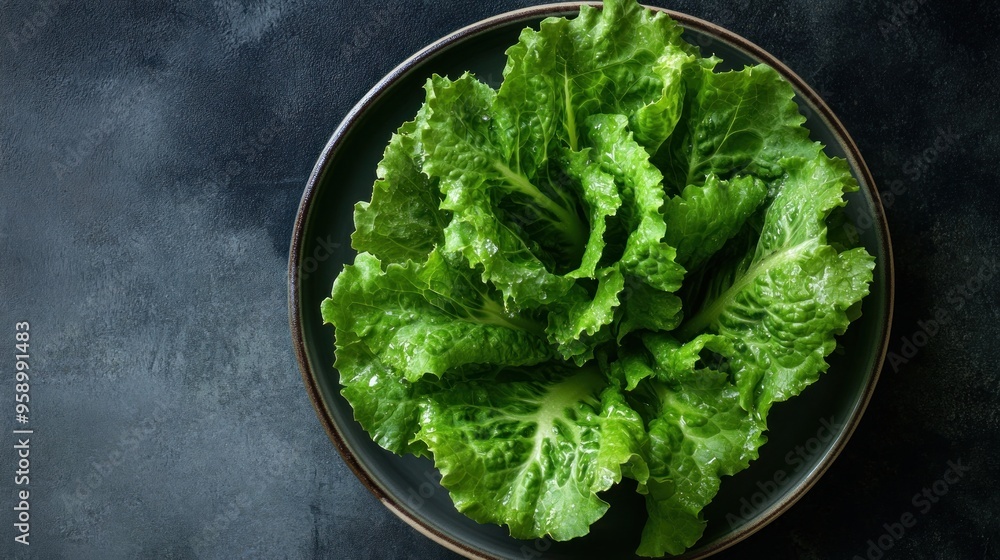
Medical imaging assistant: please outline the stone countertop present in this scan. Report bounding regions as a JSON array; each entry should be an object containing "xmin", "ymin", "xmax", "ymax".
[{"xmin": 1, "ymin": 1, "xmax": 997, "ymax": 559}]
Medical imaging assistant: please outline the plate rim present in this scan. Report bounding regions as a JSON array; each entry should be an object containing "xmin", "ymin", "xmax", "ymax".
[{"xmin": 287, "ymin": 3, "xmax": 895, "ymax": 558}]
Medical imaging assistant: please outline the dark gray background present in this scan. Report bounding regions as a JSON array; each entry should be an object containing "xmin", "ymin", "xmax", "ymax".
[{"xmin": 1, "ymin": 1, "xmax": 997, "ymax": 559}]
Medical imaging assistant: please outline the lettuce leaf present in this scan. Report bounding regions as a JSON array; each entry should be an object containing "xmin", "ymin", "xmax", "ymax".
[
  {"xmin": 324, "ymin": 251, "xmax": 552, "ymax": 384},
  {"xmin": 662, "ymin": 173, "xmax": 768, "ymax": 271},
  {"xmin": 352, "ymin": 120, "xmax": 447, "ymax": 265},
  {"xmin": 327, "ymin": 328, "xmax": 429, "ymax": 456},
  {"xmin": 415, "ymin": 73, "xmax": 583, "ymax": 308},
  {"xmin": 415, "ymin": 365, "xmax": 647, "ymax": 541},
  {"xmin": 631, "ymin": 334, "xmax": 767, "ymax": 556},
  {"xmin": 658, "ymin": 63, "xmax": 821, "ymax": 192},
  {"xmin": 581, "ymin": 113, "xmax": 686, "ymax": 339},
  {"xmin": 496, "ymin": 0, "xmax": 696, "ymax": 157},
  {"xmin": 676, "ymin": 155, "xmax": 875, "ymax": 418}
]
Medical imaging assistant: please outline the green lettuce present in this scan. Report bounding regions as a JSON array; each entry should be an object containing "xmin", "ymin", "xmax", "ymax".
[
  {"xmin": 415, "ymin": 365, "xmax": 647, "ymax": 541},
  {"xmin": 625, "ymin": 333, "xmax": 767, "ymax": 556},
  {"xmin": 352, "ymin": 120, "xmax": 447, "ymax": 265},
  {"xmin": 676, "ymin": 155, "xmax": 875, "ymax": 418},
  {"xmin": 321, "ymin": 0, "xmax": 874, "ymax": 556}
]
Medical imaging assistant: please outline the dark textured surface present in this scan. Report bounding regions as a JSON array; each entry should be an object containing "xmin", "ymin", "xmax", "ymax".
[{"xmin": 1, "ymin": 1, "xmax": 997, "ymax": 559}]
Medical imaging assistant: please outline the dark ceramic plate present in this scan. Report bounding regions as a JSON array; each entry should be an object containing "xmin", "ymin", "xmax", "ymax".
[{"xmin": 289, "ymin": 3, "xmax": 894, "ymax": 558}]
